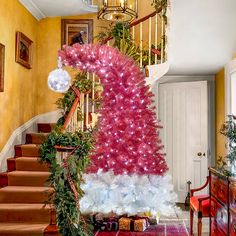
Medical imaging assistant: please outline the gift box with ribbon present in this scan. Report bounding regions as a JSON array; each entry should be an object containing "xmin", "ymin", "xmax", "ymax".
[
  {"xmin": 119, "ymin": 216, "xmax": 150, "ymax": 232},
  {"xmin": 92, "ymin": 214, "xmax": 119, "ymax": 231}
]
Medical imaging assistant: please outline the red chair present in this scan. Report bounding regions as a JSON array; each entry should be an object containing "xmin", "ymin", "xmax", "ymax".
[{"xmin": 190, "ymin": 176, "xmax": 210, "ymax": 236}]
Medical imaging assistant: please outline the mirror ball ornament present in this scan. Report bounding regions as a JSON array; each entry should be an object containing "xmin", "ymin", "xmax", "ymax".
[{"xmin": 48, "ymin": 68, "xmax": 71, "ymax": 93}]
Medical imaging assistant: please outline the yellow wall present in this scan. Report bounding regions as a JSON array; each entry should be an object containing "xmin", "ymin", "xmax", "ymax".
[
  {"xmin": 36, "ymin": 13, "xmax": 107, "ymax": 115},
  {"xmin": 0, "ymin": 0, "xmax": 38, "ymax": 150},
  {"xmin": 215, "ymin": 68, "xmax": 226, "ymax": 162}
]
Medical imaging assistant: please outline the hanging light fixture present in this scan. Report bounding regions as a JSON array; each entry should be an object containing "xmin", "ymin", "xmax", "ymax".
[{"xmin": 97, "ymin": 0, "xmax": 138, "ymax": 22}]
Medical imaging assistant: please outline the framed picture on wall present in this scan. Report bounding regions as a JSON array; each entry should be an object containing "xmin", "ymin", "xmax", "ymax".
[
  {"xmin": 15, "ymin": 32, "xmax": 33, "ymax": 69},
  {"xmin": 61, "ymin": 19, "xmax": 93, "ymax": 47},
  {"xmin": 0, "ymin": 43, "xmax": 5, "ymax": 92}
]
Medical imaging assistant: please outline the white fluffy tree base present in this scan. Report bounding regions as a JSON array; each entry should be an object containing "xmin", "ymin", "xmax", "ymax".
[{"xmin": 80, "ymin": 170, "xmax": 177, "ymax": 217}]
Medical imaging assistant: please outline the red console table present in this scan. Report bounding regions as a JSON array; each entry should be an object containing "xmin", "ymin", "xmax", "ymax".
[{"xmin": 209, "ymin": 167, "xmax": 236, "ymax": 235}]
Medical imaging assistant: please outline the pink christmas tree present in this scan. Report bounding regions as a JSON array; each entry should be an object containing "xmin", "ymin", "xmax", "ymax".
[{"xmin": 59, "ymin": 44, "xmax": 176, "ymax": 216}]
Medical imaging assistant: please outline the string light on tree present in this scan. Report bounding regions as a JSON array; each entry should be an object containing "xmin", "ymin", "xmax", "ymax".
[{"xmin": 59, "ymin": 43, "xmax": 177, "ymax": 216}]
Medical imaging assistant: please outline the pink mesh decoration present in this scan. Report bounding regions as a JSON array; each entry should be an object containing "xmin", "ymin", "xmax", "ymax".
[{"xmin": 59, "ymin": 44, "xmax": 168, "ymax": 176}]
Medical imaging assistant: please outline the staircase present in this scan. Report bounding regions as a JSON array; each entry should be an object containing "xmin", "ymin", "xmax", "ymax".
[{"xmin": 0, "ymin": 123, "xmax": 60, "ymax": 236}]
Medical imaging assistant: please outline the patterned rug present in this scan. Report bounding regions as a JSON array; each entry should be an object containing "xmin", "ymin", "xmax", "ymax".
[{"xmin": 94, "ymin": 220, "xmax": 189, "ymax": 236}]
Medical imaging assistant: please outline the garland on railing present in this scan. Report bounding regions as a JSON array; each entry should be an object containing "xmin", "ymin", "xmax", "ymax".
[
  {"xmin": 40, "ymin": 72, "xmax": 101, "ymax": 235},
  {"xmin": 217, "ymin": 115, "xmax": 236, "ymax": 176},
  {"xmin": 95, "ymin": 22, "xmax": 163, "ymax": 67},
  {"xmin": 40, "ymin": 128, "xmax": 94, "ymax": 236}
]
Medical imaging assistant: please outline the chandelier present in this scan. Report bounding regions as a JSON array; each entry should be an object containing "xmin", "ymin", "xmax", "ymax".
[{"xmin": 97, "ymin": 0, "xmax": 138, "ymax": 22}]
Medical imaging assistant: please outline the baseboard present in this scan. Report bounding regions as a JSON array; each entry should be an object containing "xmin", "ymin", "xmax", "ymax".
[{"xmin": 0, "ymin": 110, "xmax": 61, "ymax": 172}]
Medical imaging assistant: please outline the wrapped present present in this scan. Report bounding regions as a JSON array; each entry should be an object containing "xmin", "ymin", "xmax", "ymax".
[
  {"xmin": 92, "ymin": 214, "xmax": 119, "ymax": 231},
  {"xmin": 119, "ymin": 217, "xmax": 132, "ymax": 231},
  {"xmin": 134, "ymin": 219, "xmax": 148, "ymax": 232},
  {"xmin": 119, "ymin": 216, "xmax": 150, "ymax": 232}
]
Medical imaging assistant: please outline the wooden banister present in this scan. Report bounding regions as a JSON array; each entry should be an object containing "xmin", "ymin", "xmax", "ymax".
[
  {"xmin": 63, "ymin": 97, "xmax": 80, "ymax": 130},
  {"xmin": 130, "ymin": 11, "xmax": 157, "ymax": 28}
]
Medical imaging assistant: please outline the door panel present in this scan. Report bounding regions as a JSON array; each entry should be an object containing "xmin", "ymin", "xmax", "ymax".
[{"xmin": 159, "ymin": 81, "xmax": 209, "ymax": 202}]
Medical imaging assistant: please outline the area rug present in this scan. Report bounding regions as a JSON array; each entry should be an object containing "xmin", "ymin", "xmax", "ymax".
[{"xmin": 94, "ymin": 220, "xmax": 189, "ymax": 236}]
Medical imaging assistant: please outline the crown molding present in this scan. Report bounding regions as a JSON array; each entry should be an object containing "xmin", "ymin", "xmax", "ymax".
[{"xmin": 19, "ymin": 0, "xmax": 46, "ymax": 20}]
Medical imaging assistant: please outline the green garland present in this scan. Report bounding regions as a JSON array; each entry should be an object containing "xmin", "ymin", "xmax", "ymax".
[
  {"xmin": 40, "ymin": 128, "xmax": 94, "ymax": 236},
  {"xmin": 40, "ymin": 71, "xmax": 101, "ymax": 235},
  {"xmin": 151, "ymin": 0, "xmax": 168, "ymax": 23},
  {"xmin": 95, "ymin": 22, "xmax": 164, "ymax": 66},
  {"xmin": 217, "ymin": 115, "xmax": 236, "ymax": 176}
]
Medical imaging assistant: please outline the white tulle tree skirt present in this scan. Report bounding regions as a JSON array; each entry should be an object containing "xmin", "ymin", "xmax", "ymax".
[{"xmin": 80, "ymin": 170, "xmax": 177, "ymax": 217}]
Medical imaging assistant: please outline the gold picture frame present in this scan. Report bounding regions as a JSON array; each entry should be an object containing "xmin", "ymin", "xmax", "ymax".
[
  {"xmin": 15, "ymin": 32, "xmax": 33, "ymax": 69},
  {"xmin": 0, "ymin": 43, "xmax": 5, "ymax": 92},
  {"xmin": 61, "ymin": 19, "xmax": 93, "ymax": 47}
]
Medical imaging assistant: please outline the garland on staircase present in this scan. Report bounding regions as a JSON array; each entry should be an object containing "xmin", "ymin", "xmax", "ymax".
[
  {"xmin": 96, "ymin": 22, "xmax": 163, "ymax": 67},
  {"xmin": 40, "ymin": 73, "xmax": 98, "ymax": 236},
  {"xmin": 217, "ymin": 115, "xmax": 236, "ymax": 176}
]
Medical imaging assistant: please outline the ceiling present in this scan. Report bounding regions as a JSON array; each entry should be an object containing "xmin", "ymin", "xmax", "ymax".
[
  {"xmin": 19, "ymin": 0, "xmax": 236, "ymax": 75},
  {"xmin": 168, "ymin": 0, "xmax": 236, "ymax": 75},
  {"xmin": 19, "ymin": 0, "xmax": 97, "ymax": 20}
]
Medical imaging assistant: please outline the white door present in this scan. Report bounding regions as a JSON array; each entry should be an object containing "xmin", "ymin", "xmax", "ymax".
[{"xmin": 159, "ymin": 81, "xmax": 209, "ymax": 202}]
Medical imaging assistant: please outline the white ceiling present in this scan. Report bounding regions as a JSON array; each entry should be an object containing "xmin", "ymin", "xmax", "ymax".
[
  {"xmin": 19, "ymin": 0, "xmax": 97, "ymax": 20},
  {"xmin": 168, "ymin": 0, "xmax": 236, "ymax": 75}
]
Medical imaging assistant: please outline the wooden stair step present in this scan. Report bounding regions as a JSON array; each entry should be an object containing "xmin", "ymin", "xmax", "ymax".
[
  {"xmin": 8, "ymin": 171, "xmax": 50, "ymax": 187},
  {"xmin": 0, "ymin": 222, "xmax": 49, "ymax": 236},
  {"xmin": 26, "ymin": 133, "xmax": 49, "ymax": 144},
  {"xmin": 37, "ymin": 123, "xmax": 55, "ymax": 133},
  {"xmin": 7, "ymin": 158, "xmax": 16, "ymax": 172},
  {"xmin": 15, "ymin": 157, "xmax": 49, "ymax": 172},
  {"xmin": 0, "ymin": 203, "xmax": 52, "ymax": 223},
  {"xmin": 15, "ymin": 144, "xmax": 40, "ymax": 157},
  {"xmin": 0, "ymin": 186, "xmax": 54, "ymax": 204},
  {"xmin": 0, "ymin": 172, "xmax": 8, "ymax": 188}
]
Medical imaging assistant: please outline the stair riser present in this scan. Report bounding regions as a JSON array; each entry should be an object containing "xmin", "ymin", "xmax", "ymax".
[
  {"xmin": 15, "ymin": 146, "xmax": 40, "ymax": 157},
  {"xmin": 0, "ymin": 191, "xmax": 53, "ymax": 204},
  {"xmin": 26, "ymin": 134, "xmax": 48, "ymax": 144},
  {"xmin": 7, "ymin": 158, "xmax": 16, "ymax": 172},
  {"xmin": 0, "ymin": 209, "xmax": 51, "ymax": 223},
  {"xmin": 37, "ymin": 123, "xmax": 55, "ymax": 133},
  {"xmin": 16, "ymin": 160, "xmax": 49, "ymax": 172},
  {"xmin": 0, "ymin": 173, "xmax": 8, "ymax": 187},
  {"xmin": 8, "ymin": 175, "xmax": 50, "ymax": 187}
]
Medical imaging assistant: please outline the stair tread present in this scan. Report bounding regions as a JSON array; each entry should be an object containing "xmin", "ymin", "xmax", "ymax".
[
  {"xmin": 15, "ymin": 144, "xmax": 40, "ymax": 147},
  {"xmin": 8, "ymin": 171, "xmax": 50, "ymax": 176},
  {"xmin": 0, "ymin": 222, "xmax": 48, "ymax": 233},
  {"xmin": 0, "ymin": 203, "xmax": 52, "ymax": 210},
  {"xmin": 15, "ymin": 157, "xmax": 41, "ymax": 161},
  {"xmin": 0, "ymin": 186, "xmax": 53, "ymax": 192}
]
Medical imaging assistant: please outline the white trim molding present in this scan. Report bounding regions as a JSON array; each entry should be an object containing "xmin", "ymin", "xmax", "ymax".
[
  {"xmin": 0, "ymin": 110, "xmax": 61, "ymax": 172},
  {"xmin": 225, "ymin": 59, "xmax": 236, "ymax": 117},
  {"xmin": 19, "ymin": 0, "xmax": 46, "ymax": 20}
]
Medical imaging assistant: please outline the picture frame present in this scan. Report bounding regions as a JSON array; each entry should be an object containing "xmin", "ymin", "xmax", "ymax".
[
  {"xmin": 0, "ymin": 43, "xmax": 5, "ymax": 92},
  {"xmin": 15, "ymin": 31, "xmax": 33, "ymax": 69},
  {"xmin": 61, "ymin": 19, "xmax": 93, "ymax": 47}
]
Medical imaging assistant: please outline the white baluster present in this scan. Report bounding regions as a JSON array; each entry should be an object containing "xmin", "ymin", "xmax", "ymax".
[
  {"xmin": 148, "ymin": 17, "xmax": 152, "ymax": 65},
  {"xmin": 80, "ymin": 93, "xmax": 84, "ymax": 131},
  {"xmin": 155, "ymin": 13, "xmax": 158, "ymax": 64},
  {"xmin": 140, "ymin": 22, "xmax": 143, "ymax": 68},
  {"xmin": 132, "ymin": 26, "xmax": 135, "ymax": 41},
  {"xmin": 92, "ymin": 73, "xmax": 95, "ymax": 113},
  {"xmin": 161, "ymin": 10, "xmax": 165, "ymax": 63}
]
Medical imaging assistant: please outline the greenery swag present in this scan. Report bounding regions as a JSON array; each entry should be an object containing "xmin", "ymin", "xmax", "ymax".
[
  {"xmin": 218, "ymin": 115, "xmax": 236, "ymax": 176},
  {"xmin": 95, "ymin": 22, "xmax": 164, "ymax": 67},
  {"xmin": 40, "ymin": 72, "xmax": 101, "ymax": 235},
  {"xmin": 40, "ymin": 128, "xmax": 94, "ymax": 236}
]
